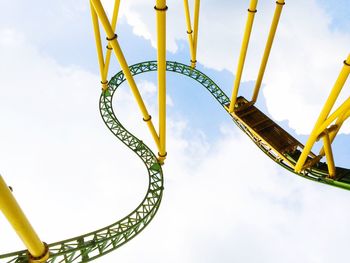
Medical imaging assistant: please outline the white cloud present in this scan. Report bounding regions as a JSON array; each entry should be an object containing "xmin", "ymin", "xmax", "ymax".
[
  {"xmin": 112, "ymin": 0, "xmax": 350, "ymax": 136},
  {"xmin": 99, "ymin": 124, "xmax": 350, "ymax": 263},
  {"xmin": 2, "ymin": 4, "xmax": 350, "ymax": 263}
]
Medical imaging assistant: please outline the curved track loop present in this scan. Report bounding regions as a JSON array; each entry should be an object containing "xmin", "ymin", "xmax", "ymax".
[{"xmin": 1, "ymin": 60, "xmax": 346, "ymax": 263}]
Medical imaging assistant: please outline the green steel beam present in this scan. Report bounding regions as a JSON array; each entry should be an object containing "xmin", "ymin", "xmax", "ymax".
[{"xmin": 1, "ymin": 60, "xmax": 349, "ymax": 263}]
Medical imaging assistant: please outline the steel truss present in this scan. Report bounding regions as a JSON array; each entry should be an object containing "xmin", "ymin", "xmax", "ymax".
[{"xmin": 1, "ymin": 60, "xmax": 349, "ymax": 263}]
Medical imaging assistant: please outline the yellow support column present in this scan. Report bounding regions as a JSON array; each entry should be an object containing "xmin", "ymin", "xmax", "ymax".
[
  {"xmin": 183, "ymin": 0, "xmax": 200, "ymax": 68},
  {"xmin": 295, "ymin": 54, "xmax": 350, "ymax": 173},
  {"xmin": 155, "ymin": 0, "xmax": 167, "ymax": 163},
  {"xmin": 90, "ymin": 0, "xmax": 161, "ymax": 151},
  {"xmin": 0, "ymin": 175, "xmax": 49, "ymax": 262},
  {"xmin": 229, "ymin": 0, "xmax": 258, "ymax": 113},
  {"xmin": 90, "ymin": 2, "xmax": 107, "ymax": 90},
  {"xmin": 90, "ymin": 0, "xmax": 120, "ymax": 91},
  {"xmin": 102, "ymin": 0, "xmax": 121, "ymax": 83},
  {"xmin": 319, "ymin": 109, "xmax": 350, "ymax": 156},
  {"xmin": 191, "ymin": 0, "xmax": 200, "ymax": 68},
  {"xmin": 329, "ymin": 109, "xmax": 350, "ymax": 143},
  {"xmin": 322, "ymin": 133, "xmax": 336, "ymax": 178},
  {"xmin": 251, "ymin": 0, "xmax": 285, "ymax": 104},
  {"xmin": 184, "ymin": 0, "xmax": 195, "ymax": 64}
]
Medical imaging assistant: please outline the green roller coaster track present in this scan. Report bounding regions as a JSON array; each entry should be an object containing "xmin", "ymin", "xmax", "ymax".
[{"xmin": 1, "ymin": 60, "xmax": 350, "ymax": 263}]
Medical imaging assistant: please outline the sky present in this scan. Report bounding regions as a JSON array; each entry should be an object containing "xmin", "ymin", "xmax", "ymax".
[{"xmin": 0, "ymin": 1, "xmax": 350, "ymax": 263}]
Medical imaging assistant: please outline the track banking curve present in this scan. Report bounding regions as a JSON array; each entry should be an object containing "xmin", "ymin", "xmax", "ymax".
[{"xmin": 1, "ymin": 60, "xmax": 348, "ymax": 263}]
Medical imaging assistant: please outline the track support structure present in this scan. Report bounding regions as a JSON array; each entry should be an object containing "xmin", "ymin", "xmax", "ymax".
[
  {"xmin": 0, "ymin": 175, "xmax": 49, "ymax": 262},
  {"xmin": 183, "ymin": 0, "xmax": 200, "ymax": 68},
  {"xmin": 251, "ymin": 0, "xmax": 285, "ymax": 103},
  {"xmin": 229, "ymin": 0, "xmax": 258, "ymax": 113},
  {"xmin": 295, "ymin": 54, "xmax": 350, "ymax": 176},
  {"xmin": 229, "ymin": 0, "xmax": 285, "ymax": 112},
  {"xmin": 155, "ymin": 0, "xmax": 168, "ymax": 163},
  {"xmin": 90, "ymin": 0, "xmax": 162, "ymax": 154}
]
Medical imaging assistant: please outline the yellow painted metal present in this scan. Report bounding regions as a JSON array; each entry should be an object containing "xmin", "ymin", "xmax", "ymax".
[
  {"xmin": 183, "ymin": 0, "xmax": 200, "ymax": 68},
  {"xmin": 295, "ymin": 54, "xmax": 350, "ymax": 173},
  {"xmin": 322, "ymin": 133, "xmax": 336, "ymax": 178},
  {"xmin": 192, "ymin": 0, "xmax": 200, "ymax": 68},
  {"xmin": 184, "ymin": 0, "xmax": 195, "ymax": 63},
  {"xmin": 251, "ymin": 0, "xmax": 285, "ymax": 103},
  {"xmin": 90, "ymin": 0, "xmax": 120, "ymax": 91},
  {"xmin": 102, "ymin": 0, "xmax": 121, "ymax": 82},
  {"xmin": 326, "ymin": 109, "xmax": 350, "ymax": 146},
  {"xmin": 0, "ymin": 175, "xmax": 49, "ymax": 262},
  {"xmin": 333, "ymin": 108, "xmax": 350, "ymax": 142},
  {"xmin": 90, "ymin": 0, "xmax": 161, "ymax": 150},
  {"xmin": 319, "ymin": 120, "xmax": 345, "ymax": 157},
  {"xmin": 155, "ymin": 0, "xmax": 167, "ymax": 163},
  {"xmin": 228, "ymin": 0, "xmax": 258, "ymax": 113},
  {"xmin": 90, "ymin": 2, "xmax": 106, "ymax": 90}
]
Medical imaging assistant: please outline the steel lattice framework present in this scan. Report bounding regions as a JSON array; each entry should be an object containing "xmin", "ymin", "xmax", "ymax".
[
  {"xmin": 1, "ymin": 60, "xmax": 349, "ymax": 262},
  {"xmin": 1, "ymin": 0, "xmax": 349, "ymax": 261}
]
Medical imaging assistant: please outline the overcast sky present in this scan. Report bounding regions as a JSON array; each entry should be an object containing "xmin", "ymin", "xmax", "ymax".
[{"xmin": 0, "ymin": 1, "xmax": 350, "ymax": 262}]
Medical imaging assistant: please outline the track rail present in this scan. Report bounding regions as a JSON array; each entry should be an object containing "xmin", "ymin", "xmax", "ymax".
[{"xmin": 1, "ymin": 60, "xmax": 348, "ymax": 263}]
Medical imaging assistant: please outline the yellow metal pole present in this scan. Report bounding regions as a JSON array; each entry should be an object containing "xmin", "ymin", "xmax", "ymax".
[
  {"xmin": 295, "ymin": 54, "xmax": 350, "ymax": 173},
  {"xmin": 191, "ymin": 0, "xmax": 200, "ymax": 68},
  {"xmin": 329, "ymin": 109, "xmax": 350, "ymax": 143},
  {"xmin": 322, "ymin": 133, "xmax": 336, "ymax": 178},
  {"xmin": 228, "ymin": 0, "xmax": 258, "ymax": 113},
  {"xmin": 90, "ymin": 0, "xmax": 161, "ymax": 150},
  {"xmin": 316, "ymin": 97, "xmax": 350, "ymax": 136},
  {"xmin": 102, "ymin": 0, "xmax": 121, "ymax": 82},
  {"xmin": 183, "ymin": 0, "xmax": 195, "ymax": 65},
  {"xmin": 251, "ymin": 0, "xmax": 285, "ymax": 104},
  {"xmin": 0, "ymin": 175, "xmax": 49, "ymax": 262},
  {"xmin": 90, "ymin": 2, "xmax": 107, "ymax": 90},
  {"xmin": 319, "ymin": 109, "xmax": 350, "ymax": 156},
  {"xmin": 155, "ymin": 0, "xmax": 167, "ymax": 163}
]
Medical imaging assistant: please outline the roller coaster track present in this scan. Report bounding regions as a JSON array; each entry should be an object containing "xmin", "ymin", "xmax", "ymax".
[{"xmin": 1, "ymin": 60, "xmax": 349, "ymax": 263}]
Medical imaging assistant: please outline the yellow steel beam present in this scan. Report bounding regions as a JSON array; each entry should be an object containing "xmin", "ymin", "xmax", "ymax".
[
  {"xmin": 102, "ymin": 0, "xmax": 121, "ymax": 82},
  {"xmin": 183, "ymin": 0, "xmax": 195, "ymax": 64},
  {"xmin": 183, "ymin": 0, "xmax": 200, "ymax": 68},
  {"xmin": 319, "ymin": 109, "xmax": 350, "ymax": 156},
  {"xmin": 0, "ymin": 175, "xmax": 49, "ymax": 262},
  {"xmin": 155, "ymin": 0, "xmax": 167, "ymax": 163},
  {"xmin": 90, "ymin": 0, "xmax": 161, "ymax": 151},
  {"xmin": 251, "ymin": 0, "xmax": 285, "ymax": 104},
  {"xmin": 191, "ymin": 0, "xmax": 200, "ymax": 68},
  {"xmin": 322, "ymin": 133, "xmax": 336, "ymax": 178},
  {"xmin": 90, "ymin": 2, "xmax": 106, "ymax": 90},
  {"xmin": 295, "ymin": 54, "xmax": 350, "ymax": 173},
  {"xmin": 328, "ymin": 109, "xmax": 350, "ymax": 143},
  {"xmin": 90, "ymin": 0, "xmax": 120, "ymax": 91},
  {"xmin": 316, "ymin": 97, "xmax": 350, "ymax": 136},
  {"xmin": 228, "ymin": 0, "xmax": 258, "ymax": 113}
]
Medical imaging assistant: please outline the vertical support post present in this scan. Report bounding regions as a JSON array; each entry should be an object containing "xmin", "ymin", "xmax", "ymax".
[
  {"xmin": 90, "ymin": 0, "xmax": 120, "ymax": 91},
  {"xmin": 329, "ymin": 109, "xmax": 350, "ymax": 143},
  {"xmin": 183, "ymin": 0, "xmax": 200, "ymax": 68},
  {"xmin": 184, "ymin": 0, "xmax": 195, "ymax": 64},
  {"xmin": 295, "ymin": 54, "xmax": 350, "ymax": 173},
  {"xmin": 155, "ymin": 0, "xmax": 167, "ymax": 163},
  {"xmin": 191, "ymin": 0, "xmax": 200, "ymax": 68},
  {"xmin": 319, "ymin": 109, "xmax": 350, "ymax": 156},
  {"xmin": 322, "ymin": 133, "xmax": 336, "ymax": 178},
  {"xmin": 229, "ymin": 0, "xmax": 258, "ymax": 113},
  {"xmin": 0, "ymin": 175, "xmax": 49, "ymax": 262},
  {"xmin": 251, "ymin": 0, "xmax": 285, "ymax": 104},
  {"xmin": 102, "ymin": 0, "xmax": 121, "ymax": 82},
  {"xmin": 90, "ymin": 0, "xmax": 161, "ymax": 151},
  {"xmin": 90, "ymin": 1, "xmax": 107, "ymax": 90}
]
